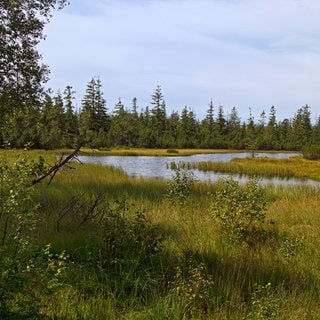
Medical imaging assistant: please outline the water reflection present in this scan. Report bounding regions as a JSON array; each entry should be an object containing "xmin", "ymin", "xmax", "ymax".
[{"xmin": 78, "ymin": 152, "xmax": 319, "ymax": 186}]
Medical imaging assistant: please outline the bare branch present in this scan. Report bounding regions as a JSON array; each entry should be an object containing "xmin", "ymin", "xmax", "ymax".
[{"xmin": 31, "ymin": 144, "xmax": 82, "ymax": 186}]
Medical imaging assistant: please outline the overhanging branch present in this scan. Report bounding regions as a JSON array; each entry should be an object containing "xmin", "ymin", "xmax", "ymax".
[{"xmin": 31, "ymin": 144, "xmax": 82, "ymax": 186}]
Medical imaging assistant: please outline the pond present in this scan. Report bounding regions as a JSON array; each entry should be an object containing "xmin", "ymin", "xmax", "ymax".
[{"xmin": 77, "ymin": 152, "xmax": 320, "ymax": 186}]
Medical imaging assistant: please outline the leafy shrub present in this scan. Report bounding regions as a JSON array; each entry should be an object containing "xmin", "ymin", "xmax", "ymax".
[
  {"xmin": 212, "ymin": 178, "xmax": 270, "ymax": 248},
  {"xmin": 0, "ymin": 156, "xmax": 71, "ymax": 318},
  {"xmin": 246, "ymin": 283, "xmax": 279, "ymax": 320},
  {"xmin": 279, "ymin": 235, "xmax": 304, "ymax": 259},
  {"xmin": 166, "ymin": 169, "xmax": 195, "ymax": 206},
  {"xmin": 99, "ymin": 199, "xmax": 164, "ymax": 300},
  {"xmin": 302, "ymin": 145, "xmax": 320, "ymax": 160},
  {"xmin": 171, "ymin": 263, "xmax": 214, "ymax": 318},
  {"xmin": 101, "ymin": 199, "xmax": 164, "ymax": 271}
]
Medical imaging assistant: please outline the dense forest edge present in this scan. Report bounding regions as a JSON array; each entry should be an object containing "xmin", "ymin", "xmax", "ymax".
[{"xmin": 1, "ymin": 80, "xmax": 320, "ymax": 153}]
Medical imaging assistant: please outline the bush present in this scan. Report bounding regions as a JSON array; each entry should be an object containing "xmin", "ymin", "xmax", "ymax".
[
  {"xmin": 212, "ymin": 178, "xmax": 269, "ymax": 248},
  {"xmin": 166, "ymin": 169, "xmax": 195, "ymax": 207},
  {"xmin": 171, "ymin": 263, "xmax": 214, "ymax": 318},
  {"xmin": 100, "ymin": 198, "xmax": 163, "ymax": 269}
]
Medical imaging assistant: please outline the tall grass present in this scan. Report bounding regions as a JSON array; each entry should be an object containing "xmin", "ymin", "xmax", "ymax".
[
  {"xmin": 187, "ymin": 156, "xmax": 320, "ymax": 181},
  {"xmin": 5, "ymin": 151, "xmax": 320, "ymax": 319}
]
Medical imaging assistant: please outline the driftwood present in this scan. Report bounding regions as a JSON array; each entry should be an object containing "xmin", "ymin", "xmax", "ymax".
[{"xmin": 32, "ymin": 144, "xmax": 82, "ymax": 186}]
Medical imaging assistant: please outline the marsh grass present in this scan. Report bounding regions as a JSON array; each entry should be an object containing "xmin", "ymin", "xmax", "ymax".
[
  {"xmin": 75, "ymin": 147, "xmax": 240, "ymax": 157},
  {"xmin": 3, "ymin": 150, "xmax": 320, "ymax": 319},
  {"xmin": 192, "ymin": 156, "xmax": 320, "ymax": 181}
]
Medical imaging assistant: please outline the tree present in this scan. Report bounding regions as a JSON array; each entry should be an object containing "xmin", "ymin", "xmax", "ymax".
[
  {"xmin": 264, "ymin": 105, "xmax": 278, "ymax": 149},
  {"xmin": 200, "ymin": 100, "xmax": 215, "ymax": 148},
  {"xmin": 150, "ymin": 85, "xmax": 167, "ymax": 147},
  {"xmin": 226, "ymin": 106, "xmax": 243, "ymax": 149},
  {"xmin": 79, "ymin": 77, "xmax": 109, "ymax": 147},
  {"xmin": 63, "ymin": 85, "xmax": 78, "ymax": 148},
  {"xmin": 0, "ymin": 0, "xmax": 68, "ymax": 145},
  {"xmin": 215, "ymin": 105, "xmax": 227, "ymax": 147},
  {"xmin": 178, "ymin": 107, "xmax": 199, "ymax": 148},
  {"xmin": 290, "ymin": 105, "xmax": 312, "ymax": 149},
  {"xmin": 109, "ymin": 98, "xmax": 131, "ymax": 146},
  {"xmin": 38, "ymin": 91, "xmax": 64, "ymax": 149}
]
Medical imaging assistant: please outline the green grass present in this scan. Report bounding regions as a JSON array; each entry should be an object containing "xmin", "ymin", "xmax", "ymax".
[
  {"xmin": 189, "ymin": 156, "xmax": 320, "ymax": 181},
  {"xmin": 2, "ymin": 150, "xmax": 320, "ymax": 319}
]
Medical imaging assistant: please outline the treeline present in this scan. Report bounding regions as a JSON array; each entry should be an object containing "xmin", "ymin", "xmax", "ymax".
[{"xmin": 1, "ymin": 77, "xmax": 319, "ymax": 150}]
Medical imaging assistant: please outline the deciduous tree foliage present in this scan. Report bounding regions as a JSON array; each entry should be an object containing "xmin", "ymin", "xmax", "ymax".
[{"xmin": 0, "ymin": 0, "xmax": 68, "ymax": 144}]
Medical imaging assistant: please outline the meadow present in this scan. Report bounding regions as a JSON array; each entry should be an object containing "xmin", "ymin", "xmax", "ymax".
[{"xmin": 1, "ymin": 149, "xmax": 320, "ymax": 319}]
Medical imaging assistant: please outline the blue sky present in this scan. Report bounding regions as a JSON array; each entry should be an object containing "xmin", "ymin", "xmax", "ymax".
[{"xmin": 39, "ymin": 0, "xmax": 320, "ymax": 122}]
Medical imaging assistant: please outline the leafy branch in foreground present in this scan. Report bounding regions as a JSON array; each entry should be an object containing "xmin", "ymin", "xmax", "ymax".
[{"xmin": 0, "ymin": 147, "xmax": 80, "ymax": 317}]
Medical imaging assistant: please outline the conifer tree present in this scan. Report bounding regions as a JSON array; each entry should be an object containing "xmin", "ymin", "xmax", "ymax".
[
  {"xmin": 150, "ymin": 85, "xmax": 167, "ymax": 146},
  {"xmin": 63, "ymin": 85, "xmax": 79, "ymax": 147},
  {"xmin": 79, "ymin": 77, "xmax": 109, "ymax": 147}
]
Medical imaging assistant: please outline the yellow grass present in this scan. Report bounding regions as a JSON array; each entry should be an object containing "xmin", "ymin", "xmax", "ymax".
[
  {"xmin": 232, "ymin": 156, "xmax": 320, "ymax": 180},
  {"xmin": 74, "ymin": 147, "xmax": 242, "ymax": 156}
]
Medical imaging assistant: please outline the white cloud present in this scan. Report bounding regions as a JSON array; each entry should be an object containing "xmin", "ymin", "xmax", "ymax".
[{"xmin": 39, "ymin": 0, "xmax": 320, "ymax": 120}]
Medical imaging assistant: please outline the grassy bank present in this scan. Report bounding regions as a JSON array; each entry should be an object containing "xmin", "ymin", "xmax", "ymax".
[
  {"xmin": 58, "ymin": 147, "xmax": 244, "ymax": 157},
  {"xmin": 2, "ymin": 150, "xmax": 320, "ymax": 319},
  {"xmin": 177, "ymin": 156, "xmax": 320, "ymax": 181}
]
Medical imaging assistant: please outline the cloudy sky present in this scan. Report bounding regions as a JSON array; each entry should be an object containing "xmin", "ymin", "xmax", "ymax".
[{"xmin": 39, "ymin": 0, "xmax": 320, "ymax": 122}]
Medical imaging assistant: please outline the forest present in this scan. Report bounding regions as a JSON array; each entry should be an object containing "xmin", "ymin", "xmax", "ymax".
[{"xmin": 1, "ymin": 78, "xmax": 319, "ymax": 151}]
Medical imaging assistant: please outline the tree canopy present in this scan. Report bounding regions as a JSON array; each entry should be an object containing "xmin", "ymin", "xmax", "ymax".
[{"xmin": 0, "ymin": 0, "xmax": 68, "ymax": 143}]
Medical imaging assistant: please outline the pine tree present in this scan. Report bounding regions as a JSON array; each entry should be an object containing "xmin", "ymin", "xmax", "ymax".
[
  {"xmin": 290, "ymin": 105, "xmax": 312, "ymax": 149},
  {"xmin": 178, "ymin": 107, "xmax": 199, "ymax": 148},
  {"xmin": 265, "ymin": 105, "xmax": 278, "ymax": 149},
  {"xmin": 226, "ymin": 106, "xmax": 243, "ymax": 149},
  {"xmin": 150, "ymin": 85, "xmax": 167, "ymax": 146},
  {"xmin": 109, "ymin": 98, "xmax": 130, "ymax": 146},
  {"xmin": 63, "ymin": 85, "xmax": 78, "ymax": 148},
  {"xmin": 200, "ymin": 100, "xmax": 215, "ymax": 148},
  {"xmin": 79, "ymin": 77, "xmax": 109, "ymax": 147}
]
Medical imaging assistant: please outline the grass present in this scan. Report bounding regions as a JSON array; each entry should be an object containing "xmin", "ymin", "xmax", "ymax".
[
  {"xmin": 190, "ymin": 156, "xmax": 320, "ymax": 181},
  {"xmin": 75, "ymin": 147, "xmax": 244, "ymax": 157},
  {"xmin": 2, "ymin": 149, "xmax": 320, "ymax": 319}
]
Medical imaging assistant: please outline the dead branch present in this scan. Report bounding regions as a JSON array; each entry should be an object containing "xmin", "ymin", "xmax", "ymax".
[{"xmin": 32, "ymin": 144, "xmax": 82, "ymax": 186}]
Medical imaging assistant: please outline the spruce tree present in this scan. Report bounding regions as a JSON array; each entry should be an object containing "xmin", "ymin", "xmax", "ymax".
[
  {"xmin": 63, "ymin": 85, "xmax": 79, "ymax": 148},
  {"xmin": 79, "ymin": 77, "xmax": 109, "ymax": 147}
]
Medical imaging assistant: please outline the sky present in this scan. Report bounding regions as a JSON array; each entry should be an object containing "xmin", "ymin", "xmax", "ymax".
[{"xmin": 39, "ymin": 0, "xmax": 320, "ymax": 122}]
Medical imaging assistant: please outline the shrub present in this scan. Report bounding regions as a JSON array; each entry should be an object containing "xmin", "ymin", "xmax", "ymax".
[
  {"xmin": 246, "ymin": 283, "xmax": 279, "ymax": 320},
  {"xmin": 212, "ymin": 177, "xmax": 269, "ymax": 248},
  {"xmin": 0, "ymin": 155, "xmax": 71, "ymax": 318},
  {"xmin": 171, "ymin": 263, "xmax": 214, "ymax": 318},
  {"xmin": 166, "ymin": 169, "xmax": 195, "ymax": 207},
  {"xmin": 100, "ymin": 199, "xmax": 163, "ymax": 269},
  {"xmin": 99, "ymin": 199, "xmax": 164, "ymax": 300}
]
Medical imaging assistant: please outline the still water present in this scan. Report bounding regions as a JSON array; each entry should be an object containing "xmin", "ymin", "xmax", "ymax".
[{"xmin": 77, "ymin": 152, "xmax": 320, "ymax": 186}]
